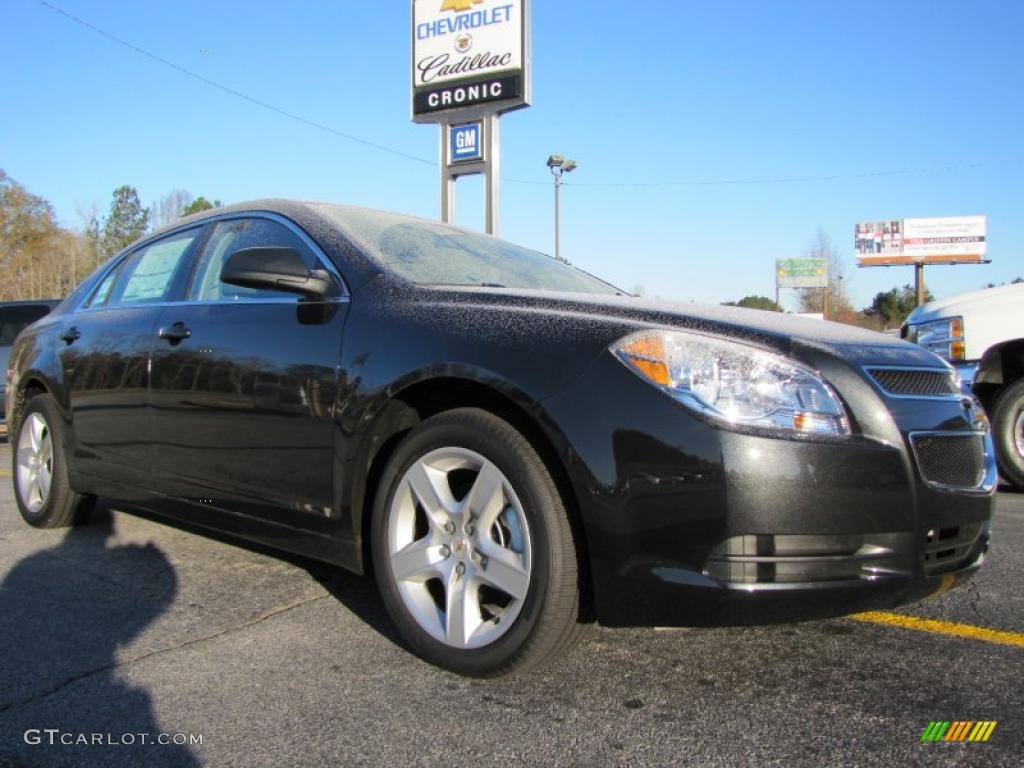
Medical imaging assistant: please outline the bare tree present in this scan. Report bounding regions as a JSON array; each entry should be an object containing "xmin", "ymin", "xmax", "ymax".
[
  {"xmin": 150, "ymin": 189, "xmax": 194, "ymax": 231},
  {"xmin": 797, "ymin": 228, "xmax": 852, "ymax": 316}
]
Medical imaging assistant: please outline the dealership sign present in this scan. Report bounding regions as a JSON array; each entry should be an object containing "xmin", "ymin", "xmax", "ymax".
[
  {"xmin": 856, "ymin": 216, "xmax": 988, "ymax": 266},
  {"xmin": 412, "ymin": 0, "xmax": 530, "ymax": 121},
  {"xmin": 776, "ymin": 258, "xmax": 828, "ymax": 288},
  {"xmin": 449, "ymin": 122, "xmax": 483, "ymax": 162}
]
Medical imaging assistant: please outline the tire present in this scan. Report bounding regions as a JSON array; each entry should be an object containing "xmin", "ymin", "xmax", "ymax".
[
  {"xmin": 12, "ymin": 393, "xmax": 95, "ymax": 528},
  {"xmin": 991, "ymin": 379, "xmax": 1024, "ymax": 490},
  {"xmin": 371, "ymin": 408, "xmax": 580, "ymax": 676}
]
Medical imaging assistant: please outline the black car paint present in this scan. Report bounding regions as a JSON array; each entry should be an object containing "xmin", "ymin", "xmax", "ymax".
[{"xmin": 7, "ymin": 201, "xmax": 993, "ymax": 627}]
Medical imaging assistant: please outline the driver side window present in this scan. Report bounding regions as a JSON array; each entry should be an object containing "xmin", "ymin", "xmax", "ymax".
[{"xmin": 187, "ymin": 218, "xmax": 317, "ymax": 302}]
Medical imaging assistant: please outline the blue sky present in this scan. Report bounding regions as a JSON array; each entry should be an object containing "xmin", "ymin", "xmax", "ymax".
[{"xmin": 4, "ymin": 0, "xmax": 1022, "ymax": 309}]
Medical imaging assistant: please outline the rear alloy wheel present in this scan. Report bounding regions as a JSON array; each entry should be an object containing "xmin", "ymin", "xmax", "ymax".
[
  {"xmin": 372, "ymin": 408, "xmax": 580, "ymax": 676},
  {"xmin": 991, "ymin": 379, "xmax": 1024, "ymax": 489},
  {"xmin": 13, "ymin": 394, "xmax": 94, "ymax": 528}
]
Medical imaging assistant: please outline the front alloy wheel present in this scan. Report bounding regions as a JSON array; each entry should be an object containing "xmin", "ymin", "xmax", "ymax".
[
  {"xmin": 373, "ymin": 408, "xmax": 581, "ymax": 676},
  {"xmin": 387, "ymin": 447, "xmax": 532, "ymax": 649}
]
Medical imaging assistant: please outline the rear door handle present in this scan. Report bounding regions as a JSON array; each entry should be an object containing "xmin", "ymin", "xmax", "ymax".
[
  {"xmin": 60, "ymin": 326, "xmax": 81, "ymax": 344},
  {"xmin": 158, "ymin": 322, "xmax": 192, "ymax": 343}
]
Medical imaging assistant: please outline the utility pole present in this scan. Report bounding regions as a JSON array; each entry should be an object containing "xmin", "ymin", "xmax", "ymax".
[{"xmin": 915, "ymin": 263, "xmax": 926, "ymax": 306}]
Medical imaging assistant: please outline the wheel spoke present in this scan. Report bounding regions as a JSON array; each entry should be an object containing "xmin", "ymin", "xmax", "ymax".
[
  {"xmin": 17, "ymin": 451, "xmax": 34, "ymax": 473},
  {"xmin": 37, "ymin": 463, "xmax": 51, "ymax": 502},
  {"xmin": 445, "ymin": 569, "xmax": 482, "ymax": 647},
  {"xmin": 29, "ymin": 415, "xmax": 44, "ymax": 452},
  {"xmin": 391, "ymin": 536, "xmax": 441, "ymax": 583},
  {"xmin": 464, "ymin": 460, "xmax": 505, "ymax": 531},
  {"xmin": 26, "ymin": 472, "xmax": 40, "ymax": 507},
  {"xmin": 406, "ymin": 459, "xmax": 459, "ymax": 528},
  {"xmin": 477, "ymin": 545, "xmax": 530, "ymax": 600}
]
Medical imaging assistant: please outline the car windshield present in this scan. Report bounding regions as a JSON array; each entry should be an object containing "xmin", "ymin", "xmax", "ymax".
[
  {"xmin": 0, "ymin": 305, "xmax": 52, "ymax": 346},
  {"xmin": 313, "ymin": 204, "xmax": 621, "ymax": 295}
]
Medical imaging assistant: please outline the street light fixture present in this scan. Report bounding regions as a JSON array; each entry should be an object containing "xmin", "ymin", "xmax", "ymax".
[{"xmin": 547, "ymin": 154, "xmax": 577, "ymax": 262}]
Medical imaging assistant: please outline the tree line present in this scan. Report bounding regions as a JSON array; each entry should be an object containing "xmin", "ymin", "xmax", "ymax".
[
  {"xmin": 3, "ymin": 170, "xmax": 1017, "ymax": 327},
  {"xmin": 0, "ymin": 169, "xmax": 220, "ymax": 301}
]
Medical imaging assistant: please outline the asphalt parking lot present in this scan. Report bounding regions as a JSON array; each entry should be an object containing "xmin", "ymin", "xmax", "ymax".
[{"xmin": 0, "ymin": 443, "xmax": 1020, "ymax": 768}]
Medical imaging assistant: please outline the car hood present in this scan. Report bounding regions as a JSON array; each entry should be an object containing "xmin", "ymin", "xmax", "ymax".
[{"xmin": 421, "ymin": 286, "xmax": 947, "ymax": 369}]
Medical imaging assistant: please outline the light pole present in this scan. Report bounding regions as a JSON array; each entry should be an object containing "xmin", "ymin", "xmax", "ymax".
[{"xmin": 547, "ymin": 155, "xmax": 577, "ymax": 262}]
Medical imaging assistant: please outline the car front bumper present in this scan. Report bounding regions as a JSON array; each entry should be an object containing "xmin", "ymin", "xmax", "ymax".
[{"xmin": 540, "ymin": 350, "xmax": 995, "ymax": 627}]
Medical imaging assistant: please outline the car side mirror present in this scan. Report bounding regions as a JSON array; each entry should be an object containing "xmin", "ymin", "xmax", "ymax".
[{"xmin": 220, "ymin": 247, "xmax": 337, "ymax": 299}]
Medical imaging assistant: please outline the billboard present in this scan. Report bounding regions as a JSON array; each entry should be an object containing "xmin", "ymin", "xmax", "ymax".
[
  {"xmin": 412, "ymin": 0, "xmax": 530, "ymax": 121},
  {"xmin": 777, "ymin": 258, "xmax": 828, "ymax": 288},
  {"xmin": 856, "ymin": 216, "xmax": 988, "ymax": 265}
]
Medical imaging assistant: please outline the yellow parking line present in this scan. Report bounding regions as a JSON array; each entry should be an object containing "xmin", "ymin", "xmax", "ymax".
[
  {"xmin": 0, "ymin": 471, "xmax": 11, "ymax": 478},
  {"xmin": 851, "ymin": 611, "xmax": 1024, "ymax": 649}
]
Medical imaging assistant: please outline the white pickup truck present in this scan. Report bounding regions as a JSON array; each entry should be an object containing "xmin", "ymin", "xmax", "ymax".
[{"xmin": 902, "ymin": 282, "xmax": 1024, "ymax": 489}]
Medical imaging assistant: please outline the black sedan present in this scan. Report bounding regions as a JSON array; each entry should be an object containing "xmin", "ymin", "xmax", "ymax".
[{"xmin": 6, "ymin": 200, "xmax": 995, "ymax": 676}]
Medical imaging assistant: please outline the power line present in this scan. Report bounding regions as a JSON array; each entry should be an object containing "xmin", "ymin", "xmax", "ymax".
[
  {"xmin": 558, "ymin": 161, "xmax": 1015, "ymax": 188},
  {"xmin": 37, "ymin": 0, "xmax": 435, "ymax": 167},
  {"xmin": 36, "ymin": 1, "xmax": 1017, "ymax": 190}
]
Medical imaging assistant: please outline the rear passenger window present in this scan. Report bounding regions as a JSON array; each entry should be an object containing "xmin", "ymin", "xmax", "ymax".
[
  {"xmin": 109, "ymin": 229, "xmax": 199, "ymax": 306},
  {"xmin": 187, "ymin": 218, "xmax": 316, "ymax": 302}
]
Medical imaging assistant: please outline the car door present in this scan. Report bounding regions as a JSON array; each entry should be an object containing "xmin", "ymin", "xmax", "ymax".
[
  {"xmin": 148, "ymin": 214, "xmax": 348, "ymax": 531},
  {"xmin": 57, "ymin": 227, "xmax": 203, "ymax": 486}
]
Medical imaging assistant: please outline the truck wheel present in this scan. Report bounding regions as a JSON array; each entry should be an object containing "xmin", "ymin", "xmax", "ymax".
[{"xmin": 991, "ymin": 379, "xmax": 1024, "ymax": 490}]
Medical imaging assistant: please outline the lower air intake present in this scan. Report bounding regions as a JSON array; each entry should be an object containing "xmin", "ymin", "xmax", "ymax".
[{"xmin": 911, "ymin": 434, "xmax": 986, "ymax": 490}]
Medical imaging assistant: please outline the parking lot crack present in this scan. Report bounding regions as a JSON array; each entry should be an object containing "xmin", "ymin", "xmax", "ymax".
[{"xmin": 0, "ymin": 592, "xmax": 329, "ymax": 714}]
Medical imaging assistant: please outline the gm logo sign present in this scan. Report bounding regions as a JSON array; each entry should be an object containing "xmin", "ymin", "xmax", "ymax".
[{"xmin": 450, "ymin": 122, "xmax": 482, "ymax": 163}]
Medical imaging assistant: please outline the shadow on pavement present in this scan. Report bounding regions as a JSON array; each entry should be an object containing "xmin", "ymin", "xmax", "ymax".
[
  {"xmin": 0, "ymin": 507, "xmax": 199, "ymax": 767},
  {"xmin": 109, "ymin": 504, "xmax": 408, "ymax": 650}
]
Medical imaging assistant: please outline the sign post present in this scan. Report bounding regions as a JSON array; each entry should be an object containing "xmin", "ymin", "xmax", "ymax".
[
  {"xmin": 412, "ymin": 0, "xmax": 531, "ymax": 235},
  {"xmin": 440, "ymin": 116, "xmax": 500, "ymax": 232}
]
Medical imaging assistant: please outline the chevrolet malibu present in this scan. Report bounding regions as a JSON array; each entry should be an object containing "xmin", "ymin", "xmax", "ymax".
[{"xmin": 7, "ymin": 200, "xmax": 995, "ymax": 676}]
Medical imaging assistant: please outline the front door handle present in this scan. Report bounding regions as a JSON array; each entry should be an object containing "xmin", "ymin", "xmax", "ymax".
[
  {"xmin": 60, "ymin": 326, "xmax": 81, "ymax": 344},
  {"xmin": 158, "ymin": 322, "xmax": 192, "ymax": 343}
]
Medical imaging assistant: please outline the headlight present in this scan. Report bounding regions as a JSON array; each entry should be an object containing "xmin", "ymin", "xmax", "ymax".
[
  {"xmin": 909, "ymin": 317, "xmax": 965, "ymax": 361},
  {"xmin": 611, "ymin": 330, "xmax": 850, "ymax": 436}
]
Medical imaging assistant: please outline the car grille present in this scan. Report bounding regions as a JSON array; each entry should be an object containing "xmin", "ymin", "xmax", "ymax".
[
  {"xmin": 867, "ymin": 368, "xmax": 959, "ymax": 397},
  {"xmin": 911, "ymin": 434, "xmax": 986, "ymax": 490},
  {"xmin": 923, "ymin": 524, "xmax": 984, "ymax": 575}
]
